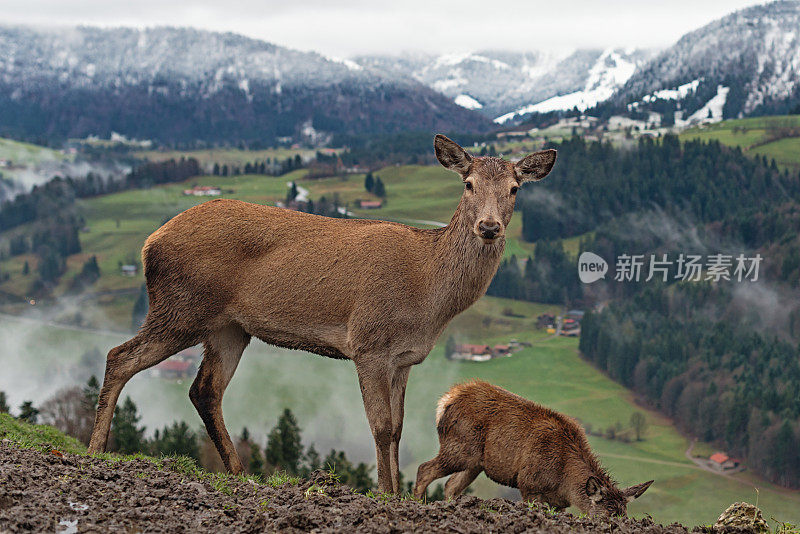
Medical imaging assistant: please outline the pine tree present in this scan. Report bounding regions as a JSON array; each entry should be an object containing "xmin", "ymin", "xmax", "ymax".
[
  {"xmin": 287, "ymin": 182, "xmax": 298, "ymax": 203},
  {"xmin": 301, "ymin": 443, "xmax": 322, "ymax": 476},
  {"xmin": 264, "ymin": 408, "xmax": 303, "ymax": 474},
  {"xmin": 18, "ymin": 401, "xmax": 39, "ymax": 423},
  {"xmin": 131, "ymin": 284, "xmax": 148, "ymax": 331},
  {"xmin": 364, "ymin": 172, "xmax": 374, "ymax": 192},
  {"xmin": 83, "ymin": 375, "xmax": 100, "ymax": 411},
  {"xmin": 444, "ymin": 336, "xmax": 456, "ymax": 359},
  {"xmin": 111, "ymin": 396, "xmax": 146, "ymax": 454},
  {"xmin": 150, "ymin": 421, "xmax": 200, "ymax": 460},
  {"xmin": 0, "ymin": 391, "xmax": 9, "ymax": 413},
  {"xmin": 373, "ymin": 177, "xmax": 386, "ymax": 198},
  {"xmin": 22, "ymin": 261, "xmax": 29, "ymax": 276}
]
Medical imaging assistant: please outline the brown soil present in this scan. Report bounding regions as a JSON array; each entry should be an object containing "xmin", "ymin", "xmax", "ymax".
[{"xmin": 0, "ymin": 443, "xmax": 754, "ymax": 533}]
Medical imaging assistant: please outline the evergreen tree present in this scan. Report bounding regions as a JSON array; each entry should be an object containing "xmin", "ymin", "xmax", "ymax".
[
  {"xmin": 304, "ymin": 444, "xmax": 322, "ymax": 474},
  {"xmin": 364, "ymin": 172, "xmax": 374, "ymax": 192},
  {"xmin": 83, "ymin": 375, "xmax": 100, "ymax": 411},
  {"xmin": 37, "ymin": 245, "xmax": 64, "ymax": 283},
  {"xmin": 18, "ymin": 401, "xmax": 39, "ymax": 423},
  {"xmin": 151, "ymin": 421, "xmax": 200, "ymax": 460},
  {"xmin": 0, "ymin": 391, "xmax": 9, "ymax": 413},
  {"xmin": 265, "ymin": 408, "xmax": 303, "ymax": 474},
  {"xmin": 111, "ymin": 396, "xmax": 146, "ymax": 454},
  {"xmin": 373, "ymin": 177, "xmax": 386, "ymax": 198},
  {"xmin": 323, "ymin": 449, "xmax": 374, "ymax": 492},
  {"xmin": 444, "ymin": 336, "xmax": 456, "ymax": 359},
  {"xmin": 131, "ymin": 284, "xmax": 148, "ymax": 331},
  {"xmin": 212, "ymin": 163, "xmax": 220, "ymax": 176},
  {"xmin": 287, "ymin": 182, "xmax": 298, "ymax": 203},
  {"xmin": 22, "ymin": 261, "xmax": 29, "ymax": 276}
]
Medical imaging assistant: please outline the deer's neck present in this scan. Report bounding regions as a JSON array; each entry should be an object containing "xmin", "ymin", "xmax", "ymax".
[{"xmin": 429, "ymin": 201, "xmax": 504, "ymax": 320}]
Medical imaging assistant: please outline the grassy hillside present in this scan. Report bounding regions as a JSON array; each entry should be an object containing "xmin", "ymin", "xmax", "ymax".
[
  {"xmin": 3, "ymin": 296, "xmax": 800, "ymax": 527},
  {"xmin": 0, "ymin": 165, "xmax": 547, "ymax": 316},
  {"xmin": 680, "ymin": 115, "xmax": 800, "ymax": 171},
  {"xmin": 0, "ymin": 137, "xmax": 70, "ymax": 167}
]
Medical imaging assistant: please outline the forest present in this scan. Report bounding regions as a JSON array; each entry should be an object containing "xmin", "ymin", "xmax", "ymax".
[
  {"xmin": 518, "ymin": 135, "xmax": 800, "ymax": 242},
  {"xmin": 490, "ymin": 135, "xmax": 800, "ymax": 487},
  {"xmin": 579, "ymin": 284, "xmax": 800, "ymax": 488}
]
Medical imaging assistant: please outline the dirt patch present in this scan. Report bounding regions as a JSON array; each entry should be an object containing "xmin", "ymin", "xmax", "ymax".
[{"xmin": 0, "ymin": 443, "xmax": 754, "ymax": 533}]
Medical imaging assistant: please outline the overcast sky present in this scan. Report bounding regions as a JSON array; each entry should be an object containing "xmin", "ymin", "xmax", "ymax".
[{"xmin": 0, "ymin": 0, "xmax": 767, "ymax": 57}]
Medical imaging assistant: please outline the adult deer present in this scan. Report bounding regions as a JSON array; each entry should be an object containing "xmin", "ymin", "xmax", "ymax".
[{"xmin": 87, "ymin": 135, "xmax": 556, "ymax": 493}]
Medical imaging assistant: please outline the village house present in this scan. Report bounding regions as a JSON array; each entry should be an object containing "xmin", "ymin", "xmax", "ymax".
[
  {"xmin": 120, "ymin": 264, "xmax": 138, "ymax": 276},
  {"xmin": 149, "ymin": 348, "xmax": 201, "ymax": 380},
  {"xmin": 449, "ymin": 343, "xmax": 518, "ymax": 362},
  {"xmin": 561, "ymin": 309, "xmax": 585, "ymax": 337},
  {"xmin": 708, "ymin": 453, "xmax": 739, "ymax": 471},
  {"xmin": 183, "ymin": 185, "xmax": 222, "ymax": 197},
  {"xmin": 359, "ymin": 200, "xmax": 383, "ymax": 209}
]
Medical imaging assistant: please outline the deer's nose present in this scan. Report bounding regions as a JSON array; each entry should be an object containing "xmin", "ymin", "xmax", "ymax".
[{"xmin": 478, "ymin": 219, "xmax": 502, "ymax": 240}]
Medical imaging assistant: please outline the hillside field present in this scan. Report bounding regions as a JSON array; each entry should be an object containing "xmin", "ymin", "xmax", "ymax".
[
  {"xmin": 0, "ymin": 164, "xmax": 564, "ymax": 314},
  {"xmin": 680, "ymin": 114, "xmax": 800, "ymax": 171}
]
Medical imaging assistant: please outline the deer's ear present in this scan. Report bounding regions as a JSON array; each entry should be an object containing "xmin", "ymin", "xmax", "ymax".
[
  {"xmin": 514, "ymin": 149, "xmax": 557, "ymax": 182},
  {"xmin": 434, "ymin": 134, "xmax": 472, "ymax": 176},
  {"xmin": 585, "ymin": 477, "xmax": 603, "ymax": 503},
  {"xmin": 623, "ymin": 480, "xmax": 653, "ymax": 502}
]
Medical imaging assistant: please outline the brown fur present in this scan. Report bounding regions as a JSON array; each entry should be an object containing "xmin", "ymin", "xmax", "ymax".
[
  {"xmin": 414, "ymin": 380, "xmax": 653, "ymax": 515},
  {"xmin": 87, "ymin": 135, "xmax": 556, "ymax": 493}
]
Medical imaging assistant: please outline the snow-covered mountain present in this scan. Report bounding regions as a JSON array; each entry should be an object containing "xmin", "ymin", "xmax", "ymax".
[
  {"xmin": 614, "ymin": 0, "xmax": 800, "ymax": 121},
  {"xmin": 355, "ymin": 48, "xmax": 654, "ymax": 124},
  {"xmin": 0, "ymin": 26, "xmax": 491, "ymax": 144}
]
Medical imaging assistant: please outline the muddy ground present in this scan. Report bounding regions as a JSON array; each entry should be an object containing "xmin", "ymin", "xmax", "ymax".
[{"xmin": 0, "ymin": 442, "xmax": 753, "ymax": 533}]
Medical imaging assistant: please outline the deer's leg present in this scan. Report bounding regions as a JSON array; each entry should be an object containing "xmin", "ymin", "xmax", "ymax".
[
  {"xmin": 355, "ymin": 359, "xmax": 394, "ymax": 493},
  {"xmin": 88, "ymin": 331, "xmax": 190, "ymax": 453},
  {"xmin": 444, "ymin": 466, "xmax": 482, "ymax": 499},
  {"xmin": 189, "ymin": 324, "xmax": 251, "ymax": 474},
  {"xmin": 389, "ymin": 365, "xmax": 411, "ymax": 494},
  {"xmin": 413, "ymin": 454, "xmax": 458, "ymax": 500}
]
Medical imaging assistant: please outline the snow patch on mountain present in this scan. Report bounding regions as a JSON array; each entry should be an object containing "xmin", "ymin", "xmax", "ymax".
[
  {"xmin": 494, "ymin": 48, "xmax": 639, "ymax": 123},
  {"xmin": 643, "ymin": 79, "xmax": 701, "ymax": 102},
  {"xmin": 686, "ymin": 85, "xmax": 729, "ymax": 123},
  {"xmin": 455, "ymin": 94, "xmax": 483, "ymax": 110}
]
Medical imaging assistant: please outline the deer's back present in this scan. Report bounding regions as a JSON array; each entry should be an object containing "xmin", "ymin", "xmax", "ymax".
[
  {"xmin": 439, "ymin": 381, "xmax": 590, "ymax": 487},
  {"xmin": 142, "ymin": 199, "xmax": 441, "ymax": 357}
]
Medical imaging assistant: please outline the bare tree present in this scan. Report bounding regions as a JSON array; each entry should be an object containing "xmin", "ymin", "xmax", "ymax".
[
  {"xmin": 630, "ymin": 412, "xmax": 648, "ymax": 441},
  {"xmin": 39, "ymin": 387, "xmax": 94, "ymax": 444}
]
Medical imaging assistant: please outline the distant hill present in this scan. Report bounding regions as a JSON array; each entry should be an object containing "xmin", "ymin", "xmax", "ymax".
[
  {"xmin": 355, "ymin": 48, "xmax": 655, "ymax": 122},
  {"xmin": 610, "ymin": 1, "xmax": 800, "ymax": 122},
  {"xmin": 0, "ymin": 26, "xmax": 491, "ymax": 145}
]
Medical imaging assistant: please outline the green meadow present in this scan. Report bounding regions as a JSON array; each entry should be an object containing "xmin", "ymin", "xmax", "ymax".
[
  {"xmin": 0, "ymin": 165, "xmax": 547, "ymax": 303},
  {"xmin": 680, "ymin": 114, "xmax": 800, "ymax": 171}
]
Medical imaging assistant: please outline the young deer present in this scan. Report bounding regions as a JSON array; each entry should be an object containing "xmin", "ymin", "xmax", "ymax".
[
  {"xmin": 87, "ymin": 135, "xmax": 556, "ymax": 493},
  {"xmin": 414, "ymin": 380, "xmax": 653, "ymax": 515}
]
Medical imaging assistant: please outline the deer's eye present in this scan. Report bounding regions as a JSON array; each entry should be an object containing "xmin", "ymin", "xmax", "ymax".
[
  {"xmin": 510, "ymin": 186, "xmax": 519, "ymax": 195},
  {"xmin": 465, "ymin": 182, "xmax": 473, "ymax": 191}
]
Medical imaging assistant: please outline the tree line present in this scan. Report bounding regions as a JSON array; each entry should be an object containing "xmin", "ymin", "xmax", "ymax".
[{"xmin": 0, "ymin": 158, "xmax": 200, "ymax": 292}]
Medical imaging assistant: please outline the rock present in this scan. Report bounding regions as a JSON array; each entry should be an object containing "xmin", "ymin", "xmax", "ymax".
[{"xmin": 714, "ymin": 502, "xmax": 769, "ymax": 533}]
